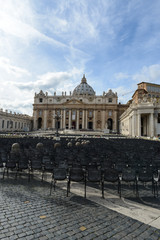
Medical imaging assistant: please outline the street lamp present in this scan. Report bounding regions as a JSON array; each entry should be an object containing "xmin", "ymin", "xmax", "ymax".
[{"xmin": 53, "ymin": 112, "xmax": 61, "ymax": 137}]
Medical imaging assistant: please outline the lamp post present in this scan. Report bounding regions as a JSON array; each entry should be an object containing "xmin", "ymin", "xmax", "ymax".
[{"xmin": 53, "ymin": 112, "xmax": 61, "ymax": 137}]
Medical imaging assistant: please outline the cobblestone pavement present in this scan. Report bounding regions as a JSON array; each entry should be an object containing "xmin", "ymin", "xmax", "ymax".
[{"xmin": 0, "ymin": 173, "xmax": 160, "ymax": 240}]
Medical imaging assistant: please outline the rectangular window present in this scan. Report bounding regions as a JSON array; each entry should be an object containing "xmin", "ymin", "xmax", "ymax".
[
  {"xmin": 39, "ymin": 98, "xmax": 43, "ymax": 103},
  {"xmin": 109, "ymin": 98, "xmax": 112, "ymax": 103},
  {"xmin": 7, "ymin": 121, "xmax": 9, "ymax": 128},
  {"xmin": 89, "ymin": 110, "xmax": 93, "ymax": 117},
  {"xmin": 2, "ymin": 120, "xmax": 4, "ymax": 128},
  {"xmin": 158, "ymin": 113, "xmax": 160, "ymax": 123},
  {"xmin": 109, "ymin": 110, "xmax": 112, "ymax": 116}
]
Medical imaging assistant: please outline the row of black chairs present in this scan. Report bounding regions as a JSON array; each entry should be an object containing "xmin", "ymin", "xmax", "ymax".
[{"xmin": 50, "ymin": 166, "xmax": 159, "ymax": 198}]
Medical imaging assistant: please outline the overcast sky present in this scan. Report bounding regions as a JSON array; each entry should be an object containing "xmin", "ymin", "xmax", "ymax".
[{"xmin": 0, "ymin": 0, "xmax": 160, "ymax": 115}]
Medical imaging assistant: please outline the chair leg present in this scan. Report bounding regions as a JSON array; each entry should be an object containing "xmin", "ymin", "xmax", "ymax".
[
  {"xmin": 136, "ymin": 181, "xmax": 139, "ymax": 197},
  {"xmin": 67, "ymin": 180, "xmax": 70, "ymax": 197},
  {"xmin": 118, "ymin": 181, "xmax": 121, "ymax": 198},
  {"xmin": 54, "ymin": 180, "xmax": 56, "ymax": 191},
  {"xmin": 102, "ymin": 180, "xmax": 104, "ymax": 199},
  {"xmin": 3, "ymin": 167, "xmax": 5, "ymax": 179},
  {"xmin": 84, "ymin": 179, "xmax": 86, "ymax": 198},
  {"xmin": 50, "ymin": 179, "xmax": 53, "ymax": 195}
]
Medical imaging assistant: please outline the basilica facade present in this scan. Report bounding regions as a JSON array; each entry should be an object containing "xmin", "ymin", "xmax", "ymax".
[{"xmin": 33, "ymin": 75, "xmax": 128, "ymax": 132}]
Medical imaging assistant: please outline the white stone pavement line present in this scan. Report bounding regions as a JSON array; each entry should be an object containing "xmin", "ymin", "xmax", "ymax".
[{"xmin": 64, "ymin": 183, "xmax": 160, "ymax": 230}]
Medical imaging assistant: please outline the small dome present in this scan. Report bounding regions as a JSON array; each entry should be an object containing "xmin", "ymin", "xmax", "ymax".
[{"xmin": 73, "ymin": 75, "xmax": 95, "ymax": 96}]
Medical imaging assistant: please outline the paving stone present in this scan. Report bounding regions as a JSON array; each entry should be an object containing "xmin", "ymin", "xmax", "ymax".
[{"xmin": 0, "ymin": 176, "xmax": 159, "ymax": 240}]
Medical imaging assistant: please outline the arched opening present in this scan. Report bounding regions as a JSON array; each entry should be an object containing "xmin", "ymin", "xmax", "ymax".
[
  {"xmin": 38, "ymin": 117, "xmax": 42, "ymax": 129},
  {"xmin": 107, "ymin": 118, "xmax": 113, "ymax": 131}
]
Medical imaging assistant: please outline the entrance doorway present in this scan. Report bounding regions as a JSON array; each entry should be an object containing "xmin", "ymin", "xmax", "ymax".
[
  {"xmin": 88, "ymin": 122, "xmax": 93, "ymax": 130},
  {"xmin": 38, "ymin": 118, "xmax": 42, "ymax": 129},
  {"xmin": 72, "ymin": 121, "xmax": 76, "ymax": 129},
  {"xmin": 107, "ymin": 118, "xmax": 113, "ymax": 131}
]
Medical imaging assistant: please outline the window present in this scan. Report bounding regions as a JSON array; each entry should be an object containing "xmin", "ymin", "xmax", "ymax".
[
  {"xmin": 109, "ymin": 110, "xmax": 112, "ymax": 116},
  {"xmin": 39, "ymin": 98, "xmax": 43, "ymax": 103},
  {"xmin": 39, "ymin": 110, "xmax": 42, "ymax": 117},
  {"xmin": 89, "ymin": 110, "xmax": 93, "ymax": 117},
  {"xmin": 2, "ymin": 120, "xmax": 4, "ymax": 128},
  {"xmin": 72, "ymin": 110, "xmax": 76, "ymax": 120},
  {"xmin": 158, "ymin": 114, "xmax": 160, "ymax": 123},
  {"xmin": 7, "ymin": 121, "xmax": 9, "ymax": 128},
  {"xmin": 109, "ymin": 98, "xmax": 112, "ymax": 103},
  {"xmin": 15, "ymin": 122, "xmax": 17, "ymax": 129}
]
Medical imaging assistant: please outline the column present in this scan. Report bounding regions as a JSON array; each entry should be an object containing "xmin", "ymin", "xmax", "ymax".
[
  {"xmin": 137, "ymin": 113, "xmax": 141, "ymax": 137},
  {"xmin": 69, "ymin": 110, "xmax": 71, "ymax": 129},
  {"xmin": 33, "ymin": 110, "xmax": 37, "ymax": 130},
  {"xmin": 114, "ymin": 110, "xmax": 118, "ymax": 132},
  {"xmin": 43, "ymin": 110, "xmax": 47, "ymax": 130},
  {"xmin": 132, "ymin": 113, "xmax": 135, "ymax": 137},
  {"xmin": 52, "ymin": 110, "xmax": 55, "ymax": 129},
  {"xmin": 63, "ymin": 109, "xmax": 66, "ymax": 129},
  {"xmin": 76, "ymin": 110, "xmax": 79, "ymax": 130},
  {"xmin": 85, "ymin": 110, "xmax": 88, "ymax": 129},
  {"xmin": 60, "ymin": 110, "xmax": 63, "ymax": 129},
  {"xmin": 102, "ymin": 110, "xmax": 105, "ymax": 130},
  {"xmin": 82, "ymin": 110, "xmax": 85, "ymax": 129},
  {"xmin": 129, "ymin": 117, "xmax": 132, "ymax": 136},
  {"xmin": 150, "ymin": 113, "xmax": 154, "ymax": 137},
  {"xmin": 93, "ymin": 110, "xmax": 96, "ymax": 130}
]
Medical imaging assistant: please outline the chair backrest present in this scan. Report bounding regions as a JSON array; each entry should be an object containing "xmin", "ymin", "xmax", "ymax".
[
  {"xmin": 104, "ymin": 168, "xmax": 119, "ymax": 182},
  {"xmin": 69, "ymin": 168, "xmax": 84, "ymax": 182},
  {"xmin": 53, "ymin": 168, "xmax": 67, "ymax": 180},
  {"xmin": 87, "ymin": 169, "xmax": 102, "ymax": 182}
]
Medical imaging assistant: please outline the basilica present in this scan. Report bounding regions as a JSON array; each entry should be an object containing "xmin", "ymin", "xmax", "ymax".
[{"xmin": 33, "ymin": 75, "xmax": 128, "ymax": 132}]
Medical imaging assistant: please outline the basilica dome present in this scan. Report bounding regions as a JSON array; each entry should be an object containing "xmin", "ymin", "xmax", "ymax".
[{"xmin": 73, "ymin": 75, "xmax": 95, "ymax": 96}]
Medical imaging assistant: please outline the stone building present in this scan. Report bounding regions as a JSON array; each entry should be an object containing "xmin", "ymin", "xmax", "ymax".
[
  {"xmin": 0, "ymin": 108, "xmax": 32, "ymax": 132},
  {"xmin": 120, "ymin": 82, "xmax": 160, "ymax": 137},
  {"xmin": 33, "ymin": 75, "xmax": 128, "ymax": 132}
]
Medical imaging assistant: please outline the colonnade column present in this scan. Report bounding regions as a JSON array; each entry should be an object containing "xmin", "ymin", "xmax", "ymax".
[
  {"xmin": 33, "ymin": 110, "xmax": 37, "ymax": 130},
  {"xmin": 43, "ymin": 110, "xmax": 47, "ymax": 130},
  {"xmin": 63, "ymin": 109, "xmax": 66, "ymax": 129},
  {"xmin": 102, "ymin": 110, "xmax": 105, "ymax": 130},
  {"xmin": 52, "ymin": 110, "xmax": 55, "ymax": 129},
  {"xmin": 137, "ymin": 113, "xmax": 141, "ymax": 137},
  {"xmin": 114, "ymin": 110, "xmax": 118, "ymax": 132},
  {"xmin": 85, "ymin": 110, "xmax": 88, "ymax": 129},
  {"xmin": 150, "ymin": 113, "xmax": 154, "ymax": 137},
  {"xmin": 69, "ymin": 110, "xmax": 71, "ymax": 129},
  {"xmin": 132, "ymin": 113, "xmax": 135, "ymax": 137},
  {"xmin": 76, "ymin": 110, "xmax": 79, "ymax": 130},
  {"xmin": 60, "ymin": 110, "xmax": 63, "ymax": 129},
  {"xmin": 82, "ymin": 110, "xmax": 85, "ymax": 129},
  {"xmin": 93, "ymin": 110, "xmax": 96, "ymax": 130}
]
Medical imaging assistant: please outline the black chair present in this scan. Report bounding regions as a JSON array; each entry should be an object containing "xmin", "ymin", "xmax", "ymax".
[
  {"xmin": 121, "ymin": 168, "xmax": 138, "ymax": 197},
  {"xmin": 16, "ymin": 155, "xmax": 30, "ymax": 180},
  {"xmin": 103, "ymin": 168, "xmax": 121, "ymax": 198},
  {"xmin": 137, "ymin": 169, "xmax": 157, "ymax": 197},
  {"xmin": 86, "ymin": 169, "xmax": 103, "ymax": 198},
  {"xmin": 41, "ymin": 156, "xmax": 54, "ymax": 181},
  {"xmin": 50, "ymin": 168, "xmax": 67, "ymax": 195},
  {"xmin": 67, "ymin": 167, "xmax": 85, "ymax": 197},
  {"xmin": 3, "ymin": 152, "xmax": 18, "ymax": 179},
  {"xmin": 30, "ymin": 156, "xmax": 42, "ymax": 181}
]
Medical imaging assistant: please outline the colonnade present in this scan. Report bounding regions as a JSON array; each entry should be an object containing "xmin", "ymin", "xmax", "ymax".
[{"xmin": 34, "ymin": 108, "xmax": 118, "ymax": 131}]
